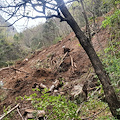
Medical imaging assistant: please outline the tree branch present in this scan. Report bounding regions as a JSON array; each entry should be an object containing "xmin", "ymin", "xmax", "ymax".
[
  {"xmin": 0, "ymin": 103, "xmax": 20, "ymax": 120},
  {"xmin": 0, "ymin": 16, "xmax": 24, "ymax": 27},
  {"xmin": 22, "ymin": 14, "xmax": 68, "ymax": 22}
]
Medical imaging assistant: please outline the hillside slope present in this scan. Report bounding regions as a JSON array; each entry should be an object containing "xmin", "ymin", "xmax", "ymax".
[{"xmin": 0, "ymin": 16, "xmax": 111, "ymax": 119}]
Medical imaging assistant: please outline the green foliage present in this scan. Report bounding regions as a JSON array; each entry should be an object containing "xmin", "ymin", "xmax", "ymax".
[
  {"xmin": 78, "ymin": 43, "xmax": 81, "ymax": 46},
  {"xmin": 79, "ymin": 90, "xmax": 111, "ymax": 119},
  {"xmin": 101, "ymin": 30, "xmax": 120, "ymax": 86},
  {"xmin": 102, "ymin": 0, "xmax": 120, "ymax": 8},
  {"xmin": 53, "ymin": 36, "xmax": 62, "ymax": 44},
  {"xmin": 101, "ymin": 5, "xmax": 120, "ymax": 89},
  {"xmin": 102, "ymin": 9, "xmax": 120, "ymax": 28},
  {"xmin": 18, "ymin": 88, "xmax": 79, "ymax": 120},
  {"xmin": 0, "ymin": 28, "xmax": 27, "ymax": 68},
  {"xmin": 2, "ymin": 106, "xmax": 14, "ymax": 120},
  {"xmin": 20, "ymin": 17, "xmax": 70, "ymax": 51},
  {"xmin": 97, "ymin": 115, "xmax": 118, "ymax": 120},
  {"xmin": 102, "ymin": 52, "xmax": 120, "ymax": 86}
]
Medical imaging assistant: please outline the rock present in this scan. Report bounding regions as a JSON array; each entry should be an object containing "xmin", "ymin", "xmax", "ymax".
[
  {"xmin": 24, "ymin": 109, "xmax": 45, "ymax": 120},
  {"xmin": 26, "ymin": 113, "xmax": 33, "ymax": 119},
  {"xmin": 53, "ymin": 90, "xmax": 58, "ymax": 95},
  {"xmin": 53, "ymin": 80, "xmax": 60, "ymax": 88},
  {"xmin": 32, "ymin": 83, "xmax": 47, "ymax": 90},
  {"xmin": 49, "ymin": 79, "xmax": 63, "ymax": 92},
  {"xmin": 59, "ymin": 92, "xmax": 65, "ymax": 95},
  {"xmin": 62, "ymin": 46, "xmax": 65, "ymax": 48},
  {"xmin": 40, "ymin": 83, "xmax": 47, "ymax": 89},
  {"xmin": 71, "ymin": 84, "xmax": 83, "ymax": 97},
  {"xmin": 37, "ymin": 110, "xmax": 45, "ymax": 117},
  {"xmin": 32, "ymin": 83, "xmax": 39, "ymax": 89},
  {"xmin": 63, "ymin": 82, "xmax": 69, "ymax": 87},
  {"xmin": 54, "ymin": 90, "xmax": 58, "ymax": 93},
  {"xmin": 0, "ymin": 81, "xmax": 3, "ymax": 88},
  {"xmin": 71, "ymin": 84, "xmax": 86, "ymax": 104},
  {"xmin": 49, "ymin": 85, "xmax": 55, "ymax": 92},
  {"xmin": 25, "ymin": 109, "xmax": 35, "ymax": 113}
]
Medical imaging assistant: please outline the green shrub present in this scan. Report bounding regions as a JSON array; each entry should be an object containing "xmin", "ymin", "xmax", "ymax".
[
  {"xmin": 53, "ymin": 36, "xmax": 62, "ymax": 44},
  {"xmin": 102, "ymin": 9, "xmax": 120, "ymax": 28},
  {"xmin": 17, "ymin": 88, "xmax": 79, "ymax": 120}
]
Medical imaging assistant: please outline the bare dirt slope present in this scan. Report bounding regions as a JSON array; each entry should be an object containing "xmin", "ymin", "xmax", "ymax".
[{"xmin": 0, "ymin": 17, "xmax": 110, "ymax": 119}]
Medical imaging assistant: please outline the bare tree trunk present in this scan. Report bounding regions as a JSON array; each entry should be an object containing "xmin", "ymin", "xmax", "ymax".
[
  {"xmin": 80, "ymin": 0, "xmax": 91, "ymax": 41},
  {"xmin": 56, "ymin": 0, "xmax": 120, "ymax": 118}
]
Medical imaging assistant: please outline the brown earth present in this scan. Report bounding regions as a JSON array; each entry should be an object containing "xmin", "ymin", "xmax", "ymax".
[{"xmin": 0, "ymin": 17, "xmax": 110, "ymax": 119}]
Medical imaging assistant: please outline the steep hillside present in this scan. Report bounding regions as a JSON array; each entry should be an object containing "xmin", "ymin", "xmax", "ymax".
[{"xmin": 0, "ymin": 15, "xmax": 113, "ymax": 119}]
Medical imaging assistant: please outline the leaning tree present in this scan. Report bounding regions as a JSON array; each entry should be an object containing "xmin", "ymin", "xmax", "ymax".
[{"xmin": 0, "ymin": 0, "xmax": 120, "ymax": 118}]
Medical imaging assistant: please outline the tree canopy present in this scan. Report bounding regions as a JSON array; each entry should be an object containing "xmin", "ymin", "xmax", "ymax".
[{"xmin": 0, "ymin": 0, "xmax": 73, "ymax": 26}]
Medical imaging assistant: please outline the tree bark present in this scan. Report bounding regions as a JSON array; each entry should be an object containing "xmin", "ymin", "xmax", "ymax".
[
  {"xmin": 55, "ymin": 0, "xmax": 120, "ymax": 118},
  {"xmin": 80, "ymin": 0, "xmax": 91, "ymax": 41}
]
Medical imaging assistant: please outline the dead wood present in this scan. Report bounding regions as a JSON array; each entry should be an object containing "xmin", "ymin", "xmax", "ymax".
[
  {"xmin": 58, "ymin": 52, "xmax": 68, "ymax": 68},
  {"xmin": 17, "ymin": 108, "xmax": 25, "ymax": 120},
  {"xmin": 0, "ymin": 67, "xmax": 10, "ymax": 72},
  {"xmin": 0, "ymin": 103, "xmax": 20, "ymax": 120},
  {"xmin": 54, "ymin": 52, "xmax": 68, "ymax": 73},
  {"xmin": 11, "ymin": 67, "xmax": 30, "ymax": 74},
  {"xmin": 70, "ymin": 55, "xmax": 73, "ymax": 67}
]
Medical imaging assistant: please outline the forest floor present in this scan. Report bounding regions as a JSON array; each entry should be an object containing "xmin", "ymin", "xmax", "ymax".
[{"xmin": 0, "ymin": 16, "xmax": 113, "ymax": 120}]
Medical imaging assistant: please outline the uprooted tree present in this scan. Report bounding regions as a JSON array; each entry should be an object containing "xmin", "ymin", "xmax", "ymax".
[{"xmin": 0, "ymin": 0, "xmax": 120, "ymax": 118}]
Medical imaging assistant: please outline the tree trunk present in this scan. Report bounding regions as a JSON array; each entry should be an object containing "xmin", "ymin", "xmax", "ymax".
[
  {"xmin": 56, "ymin": 0, "xmax": 120, "ymax": 118},
  {"xmin": 80, "ymin": 0, "xmax": 91, "ymax": 41}
]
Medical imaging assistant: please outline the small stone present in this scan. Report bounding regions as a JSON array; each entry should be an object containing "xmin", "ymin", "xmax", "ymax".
[
  {"xmin": 54, "ymin": 90, "xmax": 58, "ymax": 93},
  {"xmin": 27, "ymin": 113, "xmax": 33, "ymax": 118},
  {"xmin": 37, "ymin": 110, "xmax": 45, "ymax": 117},
  {"xmin": 25, "ymin": 109, "xmax": 35, "ymax": 113},
  {"xmin": 49, "ymin": 85, "xmax": 55, "ymax": 92},
  {"xmin": 71, "ymin": 84, "xmax": 86, "ymax": 103},
  {"xmin": 40, "ymin": 83, "xmax": 47, "ymax": 89},
  {"xmin": 53, "ymin": 80, "xmax": 60, "ymax": 88},
  {"xmin": 59, "ymin": 92, "xmax": 65, "ymax": 95},
  {"xmin": 24, "ymin": 109, "xmax": 45, "ymax": 119}
]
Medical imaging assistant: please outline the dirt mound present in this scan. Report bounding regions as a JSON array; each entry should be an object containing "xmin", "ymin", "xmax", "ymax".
[{"xmin": 0, "ymin": 16, "xmax": 110, "ymax": 118}]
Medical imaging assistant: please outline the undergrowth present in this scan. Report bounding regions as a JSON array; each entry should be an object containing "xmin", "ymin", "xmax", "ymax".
[
  {"xmin": 2, "ymin": 7, "xmax": 120, "ymax": 120},
  {"xmin": 79, "ymin": 7, "xmax": 120, "ymax": 120},
  {"xmin": 16, "ymin": 88, "xmax": 79, "ymax": 120},
  {"xmin": 101, "ymin": 7, "xmax": 120, "ymax": 89}
]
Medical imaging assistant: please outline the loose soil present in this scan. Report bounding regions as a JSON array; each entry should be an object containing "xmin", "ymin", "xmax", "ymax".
[{"xmin": 0, "ymin": 17, "xmax": 110, "ymax": 119}]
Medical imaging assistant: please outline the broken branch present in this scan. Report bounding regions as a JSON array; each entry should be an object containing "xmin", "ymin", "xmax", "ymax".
[
  {"xmin": 17, "ymin": 108, "xmax": 25, "ymax": 120},
  {"xmin": 58, "ymin": 52, "xmax": 68, "ymax": 68},
  {"xmin": 70, "ymin": 55, "xmax": 73, "ymax": 67},
  {"xmin": 0, "ymin": 103, "xmax": 20, "ymax": 120}
]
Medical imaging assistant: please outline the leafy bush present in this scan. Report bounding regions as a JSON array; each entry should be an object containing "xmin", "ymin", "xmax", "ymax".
[
  {"xmin": 17, "ymin": 88, "xmax": 79, "ymax": 120},
  {"xmin": 101, "ymin": 54, "xmax": 120, "ymax": 95},
  {"xmin": 102, "ymin": 9, "xmax": 120, "ymax": 28},
  {"xmin": 53, "ymin": 36, "xmax": 62, "ymax": 44},
  {"xmin": 101, "ymin": 7, "xmax": 120, "ymax": 87}
]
